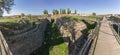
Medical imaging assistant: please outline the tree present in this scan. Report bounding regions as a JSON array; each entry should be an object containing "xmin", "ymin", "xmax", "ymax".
[
  {"xmin": 43, "ymin": 10, "xmax": 48, "ymax": 14},
  {"xmin": 61, "ymin": 9, "xmax": 66, "ymax": 14},
  {"xmin": 21, "ymin": 13, "xmax": 25, "ymax": 18},
  {"xmin": 92, "ymin": 12, "xmax": 96, "ymax": 16},
  {"xmin": 0, "ymin": 0, "xmax": 14, "ymax": 16},
  {"xmin": 28, "ymin": 14, "xmax": 32, "ymax": 19},
  {"xmin": 66, "ymin": 8, "xmax": 71, "ymax": 14},
  {"xmin": 75, "ymin": 10, "xmax": 77, "ymax": 14},
  {"xmin": 52, "ymin": 9, "xmax": 59, "ymax": 15}
]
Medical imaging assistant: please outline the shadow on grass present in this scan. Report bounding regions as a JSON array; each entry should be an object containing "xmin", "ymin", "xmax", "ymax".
[
  {"xmin": 31, "ymin": 19, "xmax": 67, "ymax": 55},
  {"xmin": 73, "ymin": 19, "xmax": 97, "ymax": 55},
  {"xmin": 113, "ymin": 24, "xmax": 120, "ymax": 35}
]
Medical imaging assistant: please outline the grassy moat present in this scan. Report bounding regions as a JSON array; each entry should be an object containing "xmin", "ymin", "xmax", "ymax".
[
  {"xmin": 31, "ymin": 16, "xmax": 100, "ymax": 55},
  {"xmin": 31, "ymin": 19, "xmax": 68, "ymax": 55}
]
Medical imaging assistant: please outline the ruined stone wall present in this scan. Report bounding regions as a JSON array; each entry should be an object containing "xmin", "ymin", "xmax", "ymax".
[
  {"xmin": 56, "ymin": 18, "xmax": 87, "ymax": 55},
  {"xmin": 56, "ymin": 18, "xmax": 86, "ymax": 41},
  {"xmin": 5, "ymin": 19, "xmax": 49, "ymax": 55}
]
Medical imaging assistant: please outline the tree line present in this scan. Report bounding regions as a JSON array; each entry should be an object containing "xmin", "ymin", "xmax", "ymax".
[
  {"xmin": 43, "ymin": 8, "xmax": 77, "ymax": 15},
  {"xmin": 0, "ymin": 0, "xmax": 97, "ymax": 17}
]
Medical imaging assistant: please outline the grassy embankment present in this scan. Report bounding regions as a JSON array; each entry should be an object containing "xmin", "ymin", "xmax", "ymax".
[{"xmin": 0, "ymin": 17, "xmax": 38, "ymax": 36}]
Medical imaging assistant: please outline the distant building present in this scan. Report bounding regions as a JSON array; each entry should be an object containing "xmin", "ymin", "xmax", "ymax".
[{"xmin": 12, "ymin": 15, "xmax": 21, "ymax": 18}]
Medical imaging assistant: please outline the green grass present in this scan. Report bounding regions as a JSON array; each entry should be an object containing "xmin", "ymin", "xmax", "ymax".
[
  {"xmin": 80, "ymin": 16, "xmax": 102, "ymax": 21},
  {"xmin": 0, "ymin": 17, "xmax": 39, "ymax": 36},
  {"xmin": 0, "ymin": 17, "xmax": 20, "ymax": 22},
  {"xmin": 0, "ymin": 16, "xmax": 38, "ymax": 23},
  {"xmin": 50, "ymin": 43, "xmax": 67, "ymax": 55},
  {"xmin": 61, "ymin": 16, "xmax": 81, "ymax": 22},
  {"xmin": 60, "ymin": 16, "xmax": 102, "ymax": 22},
  {"xmin": 0, "ymin": 22, "xmax": 18, "ymax": 28},
  {"xmin": 25, "ymin": 17, "xmax": 38, "ymax": 22},
  {"xmin": 0, "ymin": 17, "xmax": 20, "ymax": 28}
]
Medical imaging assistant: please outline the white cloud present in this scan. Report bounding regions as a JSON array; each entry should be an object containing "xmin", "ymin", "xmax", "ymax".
[{"xmin": 3, "ymin": 11, "xmax": 20, "ymax": 16}]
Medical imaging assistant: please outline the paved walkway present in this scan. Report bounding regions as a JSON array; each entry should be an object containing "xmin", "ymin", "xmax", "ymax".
[
  {"xmin": 94, "ymin": 17, "xmax": 120, "ymax": 55},
  {"xmin": 0, "ymin": 50, "xmax": 2, "ymax": 55}
]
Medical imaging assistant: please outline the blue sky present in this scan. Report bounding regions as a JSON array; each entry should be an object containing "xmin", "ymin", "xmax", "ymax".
[{"xmin": 3, "ymin": 0, "xmax": 120, "ymax": 16}]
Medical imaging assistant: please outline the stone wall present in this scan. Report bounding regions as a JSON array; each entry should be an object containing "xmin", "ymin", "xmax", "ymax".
[
  {"xmin": 5, "ymin": 19, "xmax": 49, "ymax": 55},
  {"xmin": 12, "ymin": 23, "xmax": 33, "ymax": 34}
]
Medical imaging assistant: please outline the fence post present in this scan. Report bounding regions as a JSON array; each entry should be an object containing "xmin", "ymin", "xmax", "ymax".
[{"xmin": 0, "ymin": 31, "xmax": 13, "ymax": 55}]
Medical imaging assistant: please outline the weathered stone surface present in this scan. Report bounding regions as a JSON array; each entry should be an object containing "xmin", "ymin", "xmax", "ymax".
[
  {"xmin": 56, "ymin": 18, "xmax": 86, "ymax": 41},
  {"xmin": 5, "ymin": 19, "xmax": 49, "ymax": 55},
  {"xmin": 13, "ymin": 23, "xmax": 33, "ymax": 34}
]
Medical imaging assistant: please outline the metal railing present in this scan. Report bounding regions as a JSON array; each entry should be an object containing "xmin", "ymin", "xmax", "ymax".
[
  {"xmin": 110, "ymin": 16, "xmax": 120, "ymax": 36},
  {"xmin": 79, "ymin": 21, "xmax": 100, "ymax": 55},
  {"xmin": 88, "ymin": 21, "xmax": 100, "ymax": 55},
  {"xmin": 0, "ymin": 31, "xmax": 13, "ymax": 55},
  {"xmin": 109, "ymin": 21, "xmax": 120, "ymax": 45}
]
